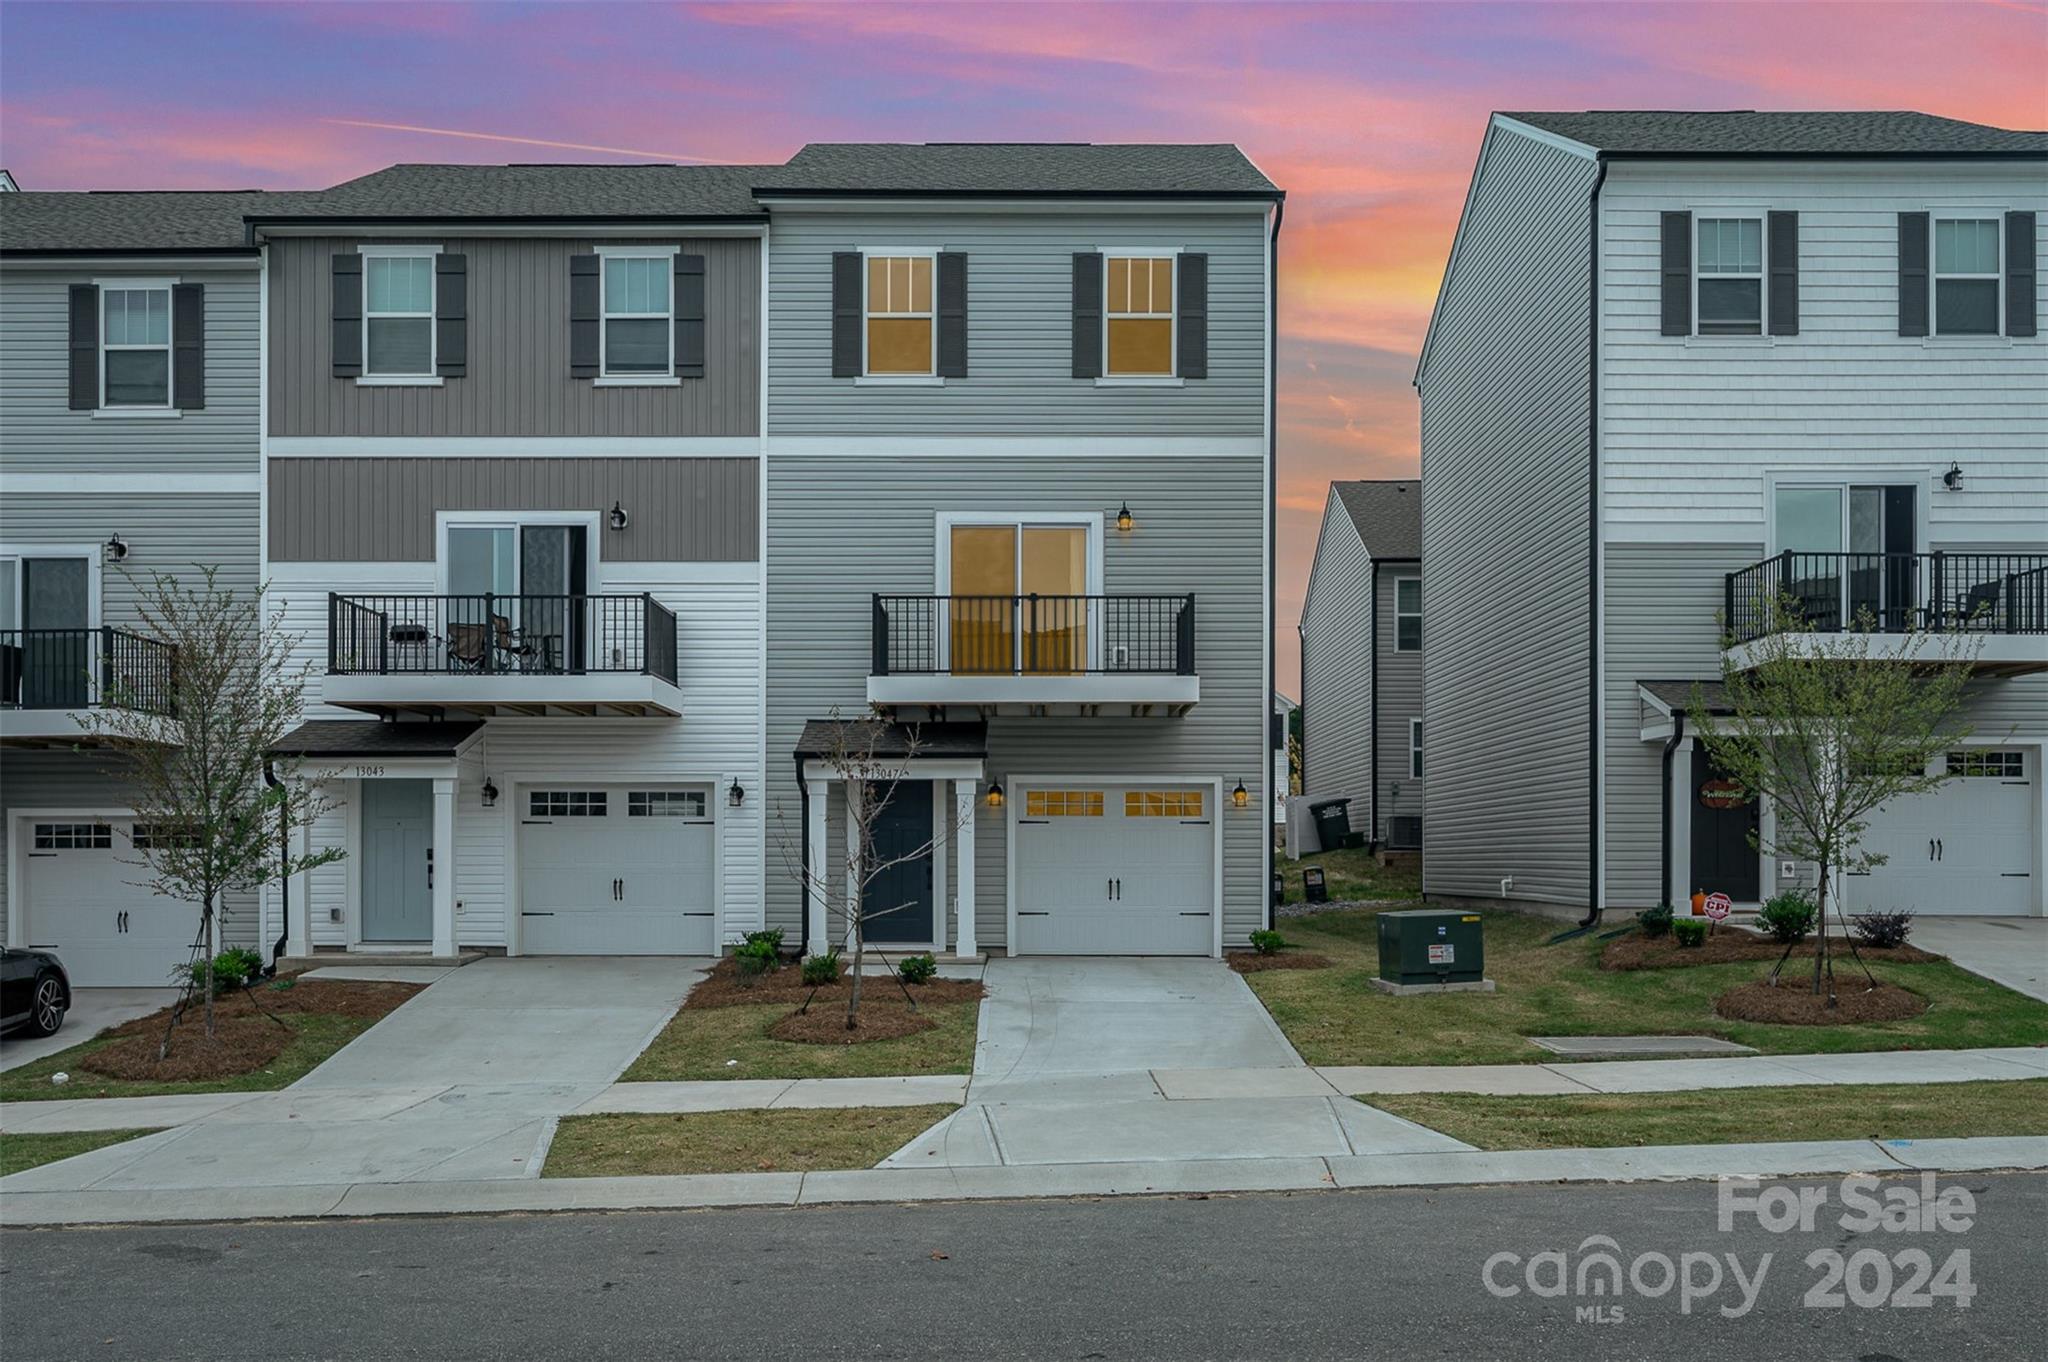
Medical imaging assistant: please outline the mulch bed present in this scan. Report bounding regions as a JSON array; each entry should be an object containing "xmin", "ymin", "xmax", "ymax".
[
  {"xmin": 684, "ymin": 956, "xmax": 986, "ymax": 1011},
  {"xmin": 79, "ymin": 980, "xmax": 423, "ymax": 1082},
  {"xmin": 1715, "ymin": 979, "xmax": 1931, "ymax": 1026},
  {"xmin": 766, "ymin": 999, "xmax": 937, "ymax": 1045},
  {"xmin": 1229, "ymin": 952, "xmax": 1334, "ymax": 974},
  {"xmin": 1602, "ymin": 932, "xmax": 1938, "ymax": 972}
]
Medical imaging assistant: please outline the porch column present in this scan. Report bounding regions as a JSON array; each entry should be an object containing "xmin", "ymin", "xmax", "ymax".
[
  {"xmin": 953, "ymin": 780, "xmax": 978, "ymax": 957},
  {"xmin": 1669, "ymin": 740, "xmax": 1696, "ymax": 907},
  {"xmin": 285, "ymin": 809, "xmax": 313, "ymax": 959},
  {"xmin": 929, "ymin": 779, "xmax": 948, "ymax": 955},
  {"xmin": 431, "ymin": 776, "xmax": 457, "ymax": 959},
  {"xmin": 804, "ymin": 775, "xmax": 830, "ymax": 956}
]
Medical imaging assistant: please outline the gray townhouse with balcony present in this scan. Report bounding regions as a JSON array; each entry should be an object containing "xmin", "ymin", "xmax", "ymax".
[
  {"xmin": 1415, "ymin": 110, "xmax": 2047, "ymax": 923},
  {"xmin": 0, "ymin": 191, "xmax": 268, "ymax": 984},
  {"xmin": 1297, "ymin": 478, "xmax": 1423, "ymax": 855}
]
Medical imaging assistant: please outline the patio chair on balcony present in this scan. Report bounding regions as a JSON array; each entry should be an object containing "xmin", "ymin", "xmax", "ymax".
[{"xmin": 447, "ymin": 620, "xmax": 532, "ymax": 672}]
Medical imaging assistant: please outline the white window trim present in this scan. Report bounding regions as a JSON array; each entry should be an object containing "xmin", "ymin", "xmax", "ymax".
[
  {"xmin": 358, "ymin": 244, "xmax": 441, "ymax": 385},
  {"xmin": 1393, "ymin": 573, "xmax": 1422, "ymax": 653},
  {"xmin": 934, "ymin": 511, "xmax": 1106, "ymax": 672},
  {"xmin": 94, "ymin": 275, "xmax": 176, "ymax": 414},
  {"xmin": 1930, "ymin": 211, "xmax": 2003, "ymax": 339},
  {"xmin": 1692, "ymin": 214, "xmax": 1765, "ymax": 339},
  {"xmin": 433, "ymin": 511, "xmax": 603, "ymax": 598},
  {"xmin": 1098, "ymin": 246, "xmax": 1180, "ymax": 382},
  {"xmin": 595, "ymin": 244, "xmax": 678, "ymax": 383},
  {"xmin": 1763, "ymin": 471, "xmax": 1931, "ymax": 560},
  {"xmin": 859, "ymin": 246, "xmax": 941, "ymax": 382},
  {"xmin": 0, "ymin": 543, "xmax": 106, "ymax": 702},
  {"xmin": 1409, "ymin": 718, "xmax": 1423, "ymax": 780}
]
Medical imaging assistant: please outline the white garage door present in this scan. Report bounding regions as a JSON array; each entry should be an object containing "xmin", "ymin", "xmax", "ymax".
[
  {"xmin": 1849, "ymin": 750, "xmax": 2034, "ymax": 916},
  {"xmin": 1013, "ymin": 784, "xmax": 1215, "ymax": 955},
  {"xmin": 22, "ymin": 818, "xmax": 201, "ymax": 986},
  {"xmin": 518, "ymin": 786, "xmax": 717, "ymax": 954}
]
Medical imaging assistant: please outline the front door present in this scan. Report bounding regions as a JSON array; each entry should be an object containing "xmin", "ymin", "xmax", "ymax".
[
  {"xmin": 362, "ymin": 780, "xmax": 434, "ymax": 942},
  {"xmin": 1690, "ymin": 758, "xmax": 1761, "ymax": 903},
  {"xmin": 861, "ymin": 781, "xmax": 934, "ymax": 947}
]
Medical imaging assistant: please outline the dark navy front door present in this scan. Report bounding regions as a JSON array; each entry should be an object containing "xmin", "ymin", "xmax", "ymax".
[{"xmin": 862, "ymin": 781, "xmax": 934, "ymax": 946}]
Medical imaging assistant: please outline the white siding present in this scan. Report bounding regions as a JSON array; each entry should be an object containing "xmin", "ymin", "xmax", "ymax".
[{"xmin": 1298, "ymin": 492, "xmax": 1373, "ymax": 817}]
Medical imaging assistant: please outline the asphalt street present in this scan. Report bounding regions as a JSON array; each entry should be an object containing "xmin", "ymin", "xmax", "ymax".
[{"xmin": 2, "ymin": 1173, "xmax": 2041, "ymax": 1361}]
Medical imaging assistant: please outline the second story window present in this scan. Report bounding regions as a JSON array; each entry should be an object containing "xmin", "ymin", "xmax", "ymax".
[
  {"xmin": 1934, "ymin": 218, "xmax": 2000, "ymax": 335},
  {"xmin": 1695, "ymin": 218, "xmax": 1762, "ymax": 336},
  {"xmin": 1394, "ymin": 575, "xmax": 1422, "ymax": 651},
  {"xmin": 1105, "ymin": 254, "xmax": 1174, "ymax": 375},
  {"xmin": 865, "ymin": 253, "xmax": 934, "ymax": 376},
  {"xmin": 363, "ymin": 251, "xmax": 436, "ymax": 377},
  {"xmin": 101, "ymin": 285, "xmax": 171, "ymax": 406},
  {"xmin": 602, "ymin": 254, "xmax": 672, "ymax": 375}
]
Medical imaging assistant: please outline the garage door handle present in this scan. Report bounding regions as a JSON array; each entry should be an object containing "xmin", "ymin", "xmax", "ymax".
[{"xmin": 1936, "ymin": 838, "xmax": 1943, "ymax": 861}]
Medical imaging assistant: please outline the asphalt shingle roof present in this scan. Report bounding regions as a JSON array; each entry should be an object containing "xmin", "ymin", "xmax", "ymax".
[
  {"xmin": 293, "ymin": 163, "xmax": 774, "ymax": 220},
  {"xmin": 0, "ymin": 190, "xmax": 284, "ymax": 253},
  {"xmin": 758, "ymin": 143, "xmax": 1281, "ymax": 197},
  {"xmin": 793, "ymin": 719, "xmax": 988, "ymax": 761},
  {"xmin": 273, "ymin": 719, "xmax": 484, "ymax": 758},
  {"xmin": 1638, "ymin": 680, "xmax": 1732, "ymax": 715},
  {"xmin": 1503, "ymin": 110, "xmax": 2047, "ymax": 157},
  {"xmin": 1332, "ymin": 480, "xmax": 1421, "ymax": 561}
]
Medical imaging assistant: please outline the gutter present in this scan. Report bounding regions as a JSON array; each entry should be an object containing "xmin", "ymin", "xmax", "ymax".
[
  {"xmin": 1659, "ymin": 711, "xmax": 1685, "ymax": 911},
  {"xmin": 1264, "ymin": 194, "xmax": 1284, "ymax": 932},
  {"xmin": 263, "ymin": 760, "xmax": 289, "ymax": 974},
  {"xmin": 1367, "ymin": 560, "xmax": 1379, "ymax": 848},
  {"xmin": 1580, "ymin": 154, "xmax": 1609, "ymax": 931},
  {"xmin": 793, "ymin": 752, "xmax": 812, "ymax": 959}
]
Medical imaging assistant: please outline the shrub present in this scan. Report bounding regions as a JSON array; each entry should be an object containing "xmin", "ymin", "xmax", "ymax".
[
  {"xmin": 1636, "ymin": 904, "xmax": 1674, "ymax": 938},
  {"xmin": 733, "ymin": 937, "xmax": 779, "ymax": 983},
  {"xmin": 800, "ymin": 949, "xmax": 842, "ymax": 986},
  {"xmin": 897, "ymin": 953, "xmax": 939, "ymax": 985},
  {"xmin": 1756, "ymin": 891, "xmax": 1817, "ymax": 944},
  {"xmin": 176, "ymin": 947, "xmax": 263, "ymax": 993},
  {"xmin": 744, "ymin": 928, "xmax": 785, "ymax": 954},
  {"xmin": 1852, "ymin": 909, "xmax": 1916, "ymax": 950},
  {"xmin": 1672, "ymin": 918, "xmax": 1709, "ymax": 949},
  {"xmin": 1248, "ymin": 929, "xmax": 1286, "ymax": 956}
]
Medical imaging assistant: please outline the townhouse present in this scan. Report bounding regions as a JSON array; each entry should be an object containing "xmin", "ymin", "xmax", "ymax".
[
  {"xmin": 1298, "ymin": 479, "xmax": 1422, "ymax": 853},
  {"xmin": 1415, "ymin": 110, "xmax": 2047, "ymax": 920}
]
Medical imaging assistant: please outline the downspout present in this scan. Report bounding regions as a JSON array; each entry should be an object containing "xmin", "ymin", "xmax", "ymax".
[
  {"xmin": 793, "ymin": 752, "xmax": 810, "ymax": 959},
  {"xmin": 1659, "ymin": 712, "xmax": 1684, "ymax": 911},
  {"xmin": 1264, "ymin": 195, "xmax": 1284, "ymax": 932},
  {"xmin": 263, "ymin": 760, "xmax": 288, "ymax": 975},
  {"xmin": 1579, "ymin": 154, "xmax": 1609, "ymax": 931},
  {"xmin": 1367, "ymin": 560, "xmax": 1380, "ymax": 849}
]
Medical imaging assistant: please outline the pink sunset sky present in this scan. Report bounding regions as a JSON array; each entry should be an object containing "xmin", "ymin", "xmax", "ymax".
[{"xmin": 4, "ymin": 1, "xmax": 2042, "ymax": 693}]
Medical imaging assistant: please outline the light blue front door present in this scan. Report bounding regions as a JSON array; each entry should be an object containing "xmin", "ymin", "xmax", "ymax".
[{"xmin": 362, "ymin": 780, "xmax": 433, "ymax": 942}]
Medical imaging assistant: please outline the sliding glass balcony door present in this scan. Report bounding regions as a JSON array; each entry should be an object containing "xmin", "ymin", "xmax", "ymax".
[{"xmin": 946, "ymin": 524, "xmax": 1091, "ymax": 675}]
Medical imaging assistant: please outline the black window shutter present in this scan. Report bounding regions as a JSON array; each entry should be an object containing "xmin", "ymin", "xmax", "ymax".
[
  {"xmin": 569, "ymin": 254, "xmax": 601, "ymax": 378},
  {"xmin": 172, "ymin": 283, "xmax": 205, "ymax": 409},
  {"xmin": 674, "ymin": 253, "xmax": 706, "ymax": 377},
  {"xmin": 2005, "ymin": 211, "xmax": 2036, "ymax": 338},
  {"xmin": 1176, "ymin": 252, "xmax": 1209, "ymax": 378},
  {"xmin": 1766, "ymin": 211, "xmax": 1799, "ymax": 337},
  {"xmin": 936, "ymin": 251, "xmax": 968, "ymax": 378},
  {"xmin": 1898, "ymin": 212, "xmax": 1930, "ymax": 338},
  {"xmin": 68, "ymin": 284, "xmax": 99, "ymax": 410},
  {"xmin": 331, "ymin": 254, "xmax": 362, "ymax": 377},
  {"xmin": 435, "ymin": 254, "xmax": 467, "ymax": 377},
  {"xmin": 830, "ymin": 251, "xmax": 863, "ymax": 378},
  {"xmin": 1659, "ymin": 211, "xmax": 1692, "ymax": 336},
  {"xmin": 1072, "ymin": 252, "xmax": 1104, "ymax": 379}
]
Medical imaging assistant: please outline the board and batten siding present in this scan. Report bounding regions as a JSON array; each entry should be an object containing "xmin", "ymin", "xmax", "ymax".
[
  {"xmin": 1297, "ymin": 492, "xmax": 1373, "ymax": 821},
  {"xmin": 764, "ymin": 454, "xmax": 1267, "ymax": 950},
  {"xmin": 267, "ymin": 457, "xmax": 757, "ymax": 562},
  {"xmin": 1600, "ymin": 161, "xmax": 2047, "ymax": 545},
  {"xmin": 766, "ymin": 210, "xmax": 1267, "ymax": 435},
  {"xmin": 1374, "ymin": 565, "xmax": 1424, "ymax": 842},
  {"xmin": 1416, "ymin": 120, "xmax": 1600, "ymax": 908},
  {"xmin": 267, "ymin": 236, "xmax": 759, "ymax": 438},
  {"xmin": 0, "ymin": 263, "xmax": 261, "ymax": 478},
  {"xmin": 2, "ymin": 492, "xmax": 260, "ymax": 631}
]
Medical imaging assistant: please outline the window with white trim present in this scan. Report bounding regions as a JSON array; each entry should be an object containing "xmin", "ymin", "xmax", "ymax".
[
  {"xmin": 1947, "ymin": 750, "xmax": 2023, "ymax": 778},
  {"xmin": 1105, "ymin": 254, "xmax": 1174, "ymax": 375},
  {"xmin": 602, "ymin": 255, "xmax": 672, "ymax": 375},
  {"xmin": 864, "ymin": 253, "xmax": 934, "ymax": 376},
  {"xmin": 363, "ymin": 253, "xmax": 436, "ymax": 376},
  {"xmin": 102, "ymin": 286, "xmax": 172, "ymax": 406},
  {"xmin": 1695, "ymin": 217, "xmax": 1762, "ymax": 336},
  {"xmin": 1409, "ymin": 719, "xmax": 1423, "ymax": 779},
  {"xmin": 1934, "ymin": 218, "xmax": 2000, "ymax": 336},
  {"xmin": 1123, "ymin": 790, "xmax": 1204, "ymax": 818},
  {"xmin": 34, "ymin": 822, "xmax": 112, "ymax": 850},
  {"xmin": 1394, "ymin": 575, "xmax": 1422, "ymax": 652}
]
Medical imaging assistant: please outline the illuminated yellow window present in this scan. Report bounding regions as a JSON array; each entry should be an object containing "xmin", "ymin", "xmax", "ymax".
[
  {"xmin": 1106, "ymin": 255, "xmax": 1174, "ymax": 376},
  {"xmin": 1124, "ymin": 790, "xmax": 1203, "ymax": 817},
  {"xmin": 1026, "ymin": 789, "xmax": 1104, "ymax": 817},
  {"xmin": 866, "ymin": 254, "xmax": 933, "ymax": 375}
]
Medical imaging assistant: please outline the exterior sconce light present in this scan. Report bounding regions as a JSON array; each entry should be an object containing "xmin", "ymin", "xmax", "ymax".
[
  {"xmin": 986, "ymin": 779, "xmax": 1005, "ymax": 809},
  {"xmin": 728, "ymin": 778, "xmax": 746, "ymax": 808},
  {"xmin": 1232, "ymin": 778, "xmax": 1250, "ymax": 809},
  {"xmin": 1942, "ymin": 462, "xmax": 1964, "ymax": 492},
  {"xmin": 480, "ymin": 777, "xmax": 500, "ymax": 808},
  {"xmin": 1115, "ymin": 501, "xmax": 1135, "ymax": 533},
  {"xmin": 104, "ymin": 534, "xmax": 130, "ymax": 562},
  {"xmin": 609, "ymin": 501, "xmax": 630, "ymax": 531}
]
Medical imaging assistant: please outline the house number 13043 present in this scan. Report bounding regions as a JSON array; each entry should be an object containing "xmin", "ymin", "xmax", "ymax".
[{"xmin": 354, "ymin": 765, "xmax": 386, "ymax": 778}]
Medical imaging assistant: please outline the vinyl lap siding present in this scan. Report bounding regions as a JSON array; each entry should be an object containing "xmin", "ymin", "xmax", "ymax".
[
  {"xmin": 1417, "ymin": 123, "xmax": 1599, "ymax": 907},
  {"xmin": 1, "ymin": 493, "xmax": 259, "ymax": 630},
  {"xmin": 1298, "ymin": 494, "xmax": 1372, "ymax": 817},
  {"xmin": 1375, "ymin": 566, "xmax": 1424, "ymax": 842}
]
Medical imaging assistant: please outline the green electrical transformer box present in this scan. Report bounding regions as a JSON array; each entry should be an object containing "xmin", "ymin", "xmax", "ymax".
[{"xmin": 1377, "ymin": 910, "xmax": 1485, "ymax": 986}]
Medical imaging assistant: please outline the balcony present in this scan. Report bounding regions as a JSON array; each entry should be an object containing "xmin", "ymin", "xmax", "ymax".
[
  {"xmin": 868, "ymin": 594, "xmax": 1199, "ymax": 717},
  {"xmin": 1724, "ymin": 551, "xmax": 2048, "ymax": 676},
  {"xmin": 0, "ymin": 627, "xmax": 179, "ymax": 745},
  {"xmin": 324, "ymin": 593, "xmax": 683, "ymax": 717}
]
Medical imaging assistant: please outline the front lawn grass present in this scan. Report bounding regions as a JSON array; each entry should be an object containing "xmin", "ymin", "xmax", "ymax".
[
  {"xmin": 543, "ymin": 1105, "xmax": 959, "ymax": 1177},
  {"xmin": 1369, "ymin": 1078, "xmax": 2048, "ymax": 1150},
  {"xmin": 1275, "ymin": 844, "xmax": 1421, "ymax": 905},
  {"xmin": 621, "ymin": 997, "xmax": 981, "ymax": 1082},
  {"xmin": 1247, "ymin": 907, "xmax": 2048, "ymax": 1066},
  {"xmin": 0, "ymin": 1128, "xmax": 165, "ymax": 1177}
]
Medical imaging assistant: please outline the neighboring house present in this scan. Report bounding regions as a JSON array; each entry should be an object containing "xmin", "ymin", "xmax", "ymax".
[
  {"xmin": 1415, "ymin": 110, "xmax": 2046, "ymax": 919},
  {"xmin": 1272, "ymin": 690, "xmax": 1296, "ymax": 826},
  {"xmin": 1298, "ymin": 480, "xmax": 1422, "ymax": 850},
  {"xmin": 0, "ymin": 190, "xmax": 268, "ymax": 983}
]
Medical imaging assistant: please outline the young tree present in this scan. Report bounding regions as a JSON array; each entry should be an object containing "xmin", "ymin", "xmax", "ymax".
[
  {"xmin": 80, "ymin": 567, "xmax": 341, "ymax": 1049},
  {"xmin": 1691, "ymin": 595, "xmax": 1984, "ymax": 1004}
]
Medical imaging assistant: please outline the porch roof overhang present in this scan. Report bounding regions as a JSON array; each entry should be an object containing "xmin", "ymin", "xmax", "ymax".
[
  {"xmin": 273, "ymin": 719, "xmax": 485, "ymax": 759},
  {"xmin": 1636, "ymin": 679, "xmax": 1731, "ymax": 742},
  {"xmin": 793, "ymin": 719, "xmax": 989, "ymax": 783}
]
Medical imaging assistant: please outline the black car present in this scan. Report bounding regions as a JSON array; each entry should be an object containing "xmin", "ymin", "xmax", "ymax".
[{"xmin": 1, "ymin": 947, "xmax": 69, "ymax": 1038}]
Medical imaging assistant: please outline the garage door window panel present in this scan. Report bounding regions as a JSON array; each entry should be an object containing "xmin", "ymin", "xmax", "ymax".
[
  {"xmin": 34, "ymin": 822, "xmax": 112, "ymax": 850},
  {"xmin": 1947, "ymin": 750, "xmax": 2024, "ymax": 778},
  {"xmin": 629, "ymin": 790, "xmax": 708, "ymax": 818}
]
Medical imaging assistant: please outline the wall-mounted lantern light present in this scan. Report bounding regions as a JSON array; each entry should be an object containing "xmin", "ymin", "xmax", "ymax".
[
  {"xmin": 986, "ymin": 779, "xmax": 1005, "ymax": 809},
  {"xmin": 1232, "ymin": 778, "xmax": 1250, "ymax": 809},
  {"xmin": 609, "ymin": 500, "xmax": 630, "ymax": 531},
  {"xmin": 480, "ymin": 777, "xmax": 500, "ymax": 809},
  {"xmin": 728, "ymin": 778, "xmax": 746, "ymax": 808},
  {"xmin": 1115, "ymin": 501, "xmax": 1135, "ymax": 533},
  {"xmin": 104, "ymin": 534, "xmax": 130, "ymax": 562},
  {"xmin": 1942, "ymin": 462, "xmax": 1964, "ymax": 492}
]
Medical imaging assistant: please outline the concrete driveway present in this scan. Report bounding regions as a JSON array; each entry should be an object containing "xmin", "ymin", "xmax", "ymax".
[
  {"xmin": 0, "ymin": 988, "xmax": 178, "ymax": 1074},
  {"xmin": 1913, "ymin": 918, "xmax": 2048, "ymax": 1002}
]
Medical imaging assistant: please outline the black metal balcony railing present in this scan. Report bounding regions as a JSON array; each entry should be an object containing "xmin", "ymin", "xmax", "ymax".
[
  {"xmin": 328, "ymin": 594, "xmax": 679, "ymax": 684},
  {"xmin": 872, "ymin": 594, "xmax": 1195, "ymax": 676},
  {"xmin": 0, "ymin": 627, "xmax": 179, "ymax": 716},
  {"xmin": 1725, "ymin": 552, "xmax": 2048, "ymax": 645}
]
